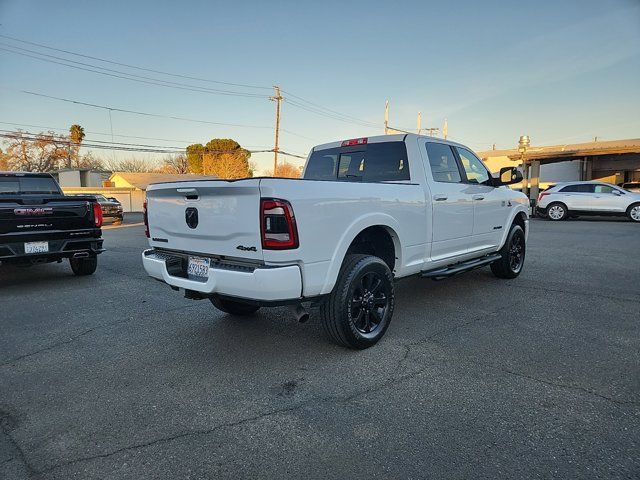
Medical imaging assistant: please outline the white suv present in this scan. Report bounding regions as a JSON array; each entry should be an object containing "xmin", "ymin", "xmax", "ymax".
[{"xmin": 537, "ymin": 181, "xmax": 640, "ymax": 222}]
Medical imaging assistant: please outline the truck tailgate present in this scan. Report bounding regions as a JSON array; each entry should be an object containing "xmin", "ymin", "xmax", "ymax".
[
  {"xmin": 0, "ymin": 197, "xmax": 95, "ymax": 235},
  {"xmin": 146, "ymin": 179, "xmax": 263, "ymax": 261}
]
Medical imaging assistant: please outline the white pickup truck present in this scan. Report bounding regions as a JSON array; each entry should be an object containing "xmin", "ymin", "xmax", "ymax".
[{"xmin": 142, "ymin": 134, "xmax": 529, "ymax": 349}]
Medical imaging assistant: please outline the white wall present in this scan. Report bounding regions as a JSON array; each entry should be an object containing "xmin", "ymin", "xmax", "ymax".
[
  {"xmin": 540, "ymin": 160, "xmax": 582, "ymax": 183},
  {"xmin": 58, "ymin": 170, "xmax": 82, "ymax": 187}
]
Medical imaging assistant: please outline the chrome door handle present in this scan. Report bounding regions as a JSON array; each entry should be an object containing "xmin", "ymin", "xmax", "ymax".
[
  {"xmin": 473, "ymin": 195, "xmax": 485, "ymax": 200},
  {"xmin": 433, "ymin": 195, "xmax": 448, "ymax": 201}
]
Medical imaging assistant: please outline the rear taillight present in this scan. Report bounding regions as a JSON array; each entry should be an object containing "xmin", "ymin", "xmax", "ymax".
[
  {"xmin": 92, "ymin": 202, "xmax": 103, "ymax": 227},
  {"xmin": 537, "ymin": 191, "xmax": 550, "ymax": 203},
  {"xmin": 261, "ymin": 198, "xmax": 298, "ymax": 250},
  {"xmin": 143, "ymin": 200, "xmax": 149, "ymax": 238}
]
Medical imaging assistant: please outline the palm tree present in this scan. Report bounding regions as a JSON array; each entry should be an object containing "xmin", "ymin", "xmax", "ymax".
[
  {"xmin": 69, "ymin": 124, "xmax": 85, "ymax": 145},
  {"xmin": 68, "ymin": 124, "xmax": 85, "ymax": 168}
]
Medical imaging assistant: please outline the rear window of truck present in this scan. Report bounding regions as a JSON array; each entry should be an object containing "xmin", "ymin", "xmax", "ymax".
[
  {"xmin": 304, "ymin": 141, "xmax": 409, "ymax": 182},
  {"xmin": 0, "ymin": 175, "xmax": 61, "ymax": 194}
]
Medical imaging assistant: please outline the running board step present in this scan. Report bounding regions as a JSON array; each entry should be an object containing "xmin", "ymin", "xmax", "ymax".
[{"xmin": 421, "ymin": 253, "xmax": 502, "ymax": 280}]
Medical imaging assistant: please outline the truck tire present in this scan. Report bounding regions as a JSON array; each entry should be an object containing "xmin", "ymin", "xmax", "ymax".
[
  {"xmin": 320, "ymin": 254, "xmax": 395, "ymax": 349},
  {"xmin": 546, "ymin": 202, "xmax": 567, "ymax": 221},
  {"xmin": 210, "ymin": 297, "xmax": 260, "ymax": 316},
  {"xmin": 69, "ymin": 255, "xmax": 98, "ymax": 276},
  {"xmin": 490, "ymin": 224, "xmax": 525, "ymax": 279}
]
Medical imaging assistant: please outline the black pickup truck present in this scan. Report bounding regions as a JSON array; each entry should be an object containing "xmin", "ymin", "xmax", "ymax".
[{"xmin": 0, "ymin": 172, "xmax": 104, "ymax": 275}]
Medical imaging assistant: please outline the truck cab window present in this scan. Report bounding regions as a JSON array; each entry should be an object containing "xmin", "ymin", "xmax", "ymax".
[
  {"xmin": 304, "ymin": 141, "xmax": 409, "ymax": 182},
  {"xmin": 304, "ymin": 153, "xmax": 338, "ymax": 180},
  {"xmin": 425, "ymin": 143, "xmax": 461, "ymax": 183},
  {"xmin": 338, "ymin": 151, "xmax": 366, "ymax": 181},
  {"xmin": 456, "ymin": 147, "xmax": 490, "ymax": 185}
]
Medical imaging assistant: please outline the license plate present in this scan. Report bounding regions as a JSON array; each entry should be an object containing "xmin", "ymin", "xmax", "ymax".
[
  {"xmin": 187, "ymin": 256, "xmax": 210, "ymax": 278},
  {"xmin": 24, "ymin": 241, "xmax": 49, "ymax": 254}
]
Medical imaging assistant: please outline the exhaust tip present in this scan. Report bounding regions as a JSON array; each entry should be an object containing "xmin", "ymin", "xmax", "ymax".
[{"xmin": 291, "ymin": 304, "xmax": 309, "ymax": 323}]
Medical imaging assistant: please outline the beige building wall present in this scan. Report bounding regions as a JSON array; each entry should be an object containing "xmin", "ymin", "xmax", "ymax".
[{"xmin": 61, "ymin": 187, "xmax": 145, "ymax": 212}]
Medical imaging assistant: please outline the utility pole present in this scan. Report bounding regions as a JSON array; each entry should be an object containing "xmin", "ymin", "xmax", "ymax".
[
  {"xmin": 384, "ymin": 100, "xmax": 389, "ymax": 134},
  {"xmin": 270, "ymin": 86, "xmax": 283, "ymax": 174},
  {"xmin": 416, "ymin": 112, "xmax": 422, "ymax": 134}
]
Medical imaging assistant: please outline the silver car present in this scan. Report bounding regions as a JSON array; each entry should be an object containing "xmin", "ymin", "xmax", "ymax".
[{"xmin": 536, "ymin": 181, "xmax": 640, "ymax": 222}]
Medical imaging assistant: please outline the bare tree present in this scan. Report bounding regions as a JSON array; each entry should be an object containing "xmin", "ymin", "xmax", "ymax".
[
  {"xmin": 269, "ymin": 161, "xmax": 302, "ymax": 178},
  {"xmin": 74, "ymin": 151, "xmax": 105, "ymax": 170},
  {"xmin": 0, "ymin": 148, "xmax": 8, "ymax": 170},
  {"xmin": 3, "ymin": 130, "xmax": 68, "ymax": 172},
  {"xmin": 159, "ymin": 154, "xmax": 189, "ymax": 174},
  {"xmin": 105, "ymin": 157, "xmax": 158, "ymax": 173}
]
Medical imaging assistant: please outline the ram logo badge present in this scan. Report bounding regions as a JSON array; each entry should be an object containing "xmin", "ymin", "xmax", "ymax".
[{"xmin": 185, "ymin": 207, "xmax": 199, "ymax": 229}]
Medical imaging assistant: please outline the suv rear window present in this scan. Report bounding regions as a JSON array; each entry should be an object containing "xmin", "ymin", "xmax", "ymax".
[
  {"xmin": 304, "ymin": 141, "xmax": 409, "ymax": 182},
  {"xmin": 0, "ymin": 175, "xmax": 61, "ymax": 194}
]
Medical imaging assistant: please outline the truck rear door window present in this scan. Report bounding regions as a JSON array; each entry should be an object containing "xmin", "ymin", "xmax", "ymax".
[
  {"xmin": 304, "ymin": 142, "xmax": 409, "ymax": 182},
  {"xmin": 425, "ymin": 143, "xmax": 462, "ymax": 183}
]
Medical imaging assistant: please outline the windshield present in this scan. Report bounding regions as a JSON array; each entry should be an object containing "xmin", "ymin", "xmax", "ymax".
[{"xmin": 0, "ymin": 175, "xmax": 61, "ymax": 195}]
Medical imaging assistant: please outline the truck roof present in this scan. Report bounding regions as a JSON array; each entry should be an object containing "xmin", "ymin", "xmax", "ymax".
[
  {"xmin": 0, "ymin": 171, "xmax": 54, "ymax": 177},
  {"xmin": 312, "ymin": 133, "xmax": 467, "ymax": 151}
]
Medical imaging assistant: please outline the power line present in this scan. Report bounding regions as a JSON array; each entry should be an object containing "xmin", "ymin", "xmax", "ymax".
[
  {"xmin": 1, "ymin": 35, "xmax": 383, "ymax": 130},
  {"xmin": 0, "ymin": 130, "xmax": 305, "ymax": 158},
  {"xmin": 285, "ymin": 98, "xmax": 380, "ymax": 128},
  {"xmin": 282, "ymin": 90, "xmax": 379, "ymax": 128},
  {"xmin": 0, "ymin": 45, "xmax": 269, "ymax": 99},
  {"xmin": 9, "ymin": 88, "xmax": 273, "ymax": 129},
  {"xmin": 0, "ymin": 121, "xmax": 278, "ymax": 148},
  {"xmin": 0, "ymin": 34, "xmax": 271, "ymax": 91},
  {"xmin": 5, "ymin": 88, "xmax": 319, "ymax": 141}
]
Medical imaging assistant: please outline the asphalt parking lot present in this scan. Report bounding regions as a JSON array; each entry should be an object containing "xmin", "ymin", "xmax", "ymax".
[{"xmin": 1, "ymin": 214, "xmax": 639, "ymax": 479}]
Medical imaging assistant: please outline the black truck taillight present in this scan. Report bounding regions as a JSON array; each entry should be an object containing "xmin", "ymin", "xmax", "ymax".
[
  {"xmin": 260, "ymin": 198, "xmax": 298, "ymax": 249},
  {"xmin": 143, "ymin": 200, "xmax": 149, "ymax": 238},
  {"xmin": 92, "ymin": 202, "xmax": 103, "ymax": 227}
]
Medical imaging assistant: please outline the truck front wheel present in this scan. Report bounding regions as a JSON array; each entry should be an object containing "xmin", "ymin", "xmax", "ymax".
[
  {"xmin": 490, "ymin": 224, "xmax": 525, "ymax": 279},
  {"xmin": 320, "ymin": 254, "xmax": 395, "ymax": 349},
  {"xmin": 210, "ymin": 297, "xmax": 260, "ymax": 316},
  {"xmin": 69, "ymin": 255, "xmax": 98, "ymax": 276}
]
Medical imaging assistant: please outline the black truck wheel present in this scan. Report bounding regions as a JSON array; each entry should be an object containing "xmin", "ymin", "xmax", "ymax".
[
  {"xmin": 490, "ymin": 224, "xmax": 525, "ymax": 279},
  {"xmin": 320, "ymin": 254, "xmax": 395, "ymax": 349},
  {"xmin": 69, "ymin": 255, "xmax": 98, "ymax": 276},
  {"xmin": 210, "ymin": 297, "xmax": 260, "ymax": 316}
]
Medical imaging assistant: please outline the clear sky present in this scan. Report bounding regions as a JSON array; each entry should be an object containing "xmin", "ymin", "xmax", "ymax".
[{"xmin": 0, "ymin": 0, "xmax": 639, "ymax": 174}]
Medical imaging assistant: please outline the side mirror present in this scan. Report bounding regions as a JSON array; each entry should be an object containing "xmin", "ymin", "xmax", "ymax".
[
  {"xmin": 497, "ymin": 166, "xmax": 523, "ymax": 186},
  {"xmin": 612, "ymin": 189, "xmax": 622, "ymax": 196}
]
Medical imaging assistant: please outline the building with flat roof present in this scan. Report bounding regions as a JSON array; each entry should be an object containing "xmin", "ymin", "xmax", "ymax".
[{"xmin": 477, "ymin": 138, "xmax": 640, "ymax": 201}]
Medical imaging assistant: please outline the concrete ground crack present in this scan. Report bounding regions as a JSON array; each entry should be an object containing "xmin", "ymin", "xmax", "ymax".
[
  {"xmin": 0, "ymin": 415, "xmax": 36, "ymax": 477},
  {"xmin": 34, "ymin": 402, "xmax": 308, "ymax": 476},
  {"xmin": 0, "ymin": 303, "xmax": 198, "ymax": 368},
  {"xmin": 495, "ymin": 366, "xmax": 640, "ymax": 407}
]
